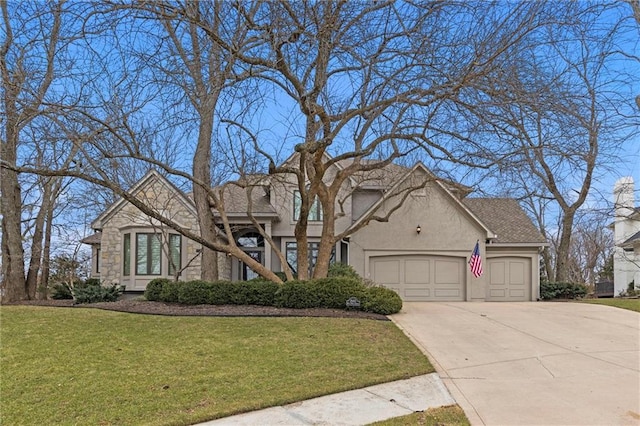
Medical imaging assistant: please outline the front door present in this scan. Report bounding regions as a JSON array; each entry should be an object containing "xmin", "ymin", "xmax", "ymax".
[{"xmin": 240, "ymin": 250, "xmax": 262, "ymax": 280}]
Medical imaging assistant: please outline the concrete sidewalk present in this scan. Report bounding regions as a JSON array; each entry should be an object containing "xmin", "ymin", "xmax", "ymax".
[{"xmin": 197, "ymin": 373, "xmax": 455, "ymax": 425}]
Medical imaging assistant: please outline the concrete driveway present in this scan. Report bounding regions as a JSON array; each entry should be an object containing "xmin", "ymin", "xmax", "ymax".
[{"xmin": 392, "ymin": 302, "xmax": 640, "ymax": 426}]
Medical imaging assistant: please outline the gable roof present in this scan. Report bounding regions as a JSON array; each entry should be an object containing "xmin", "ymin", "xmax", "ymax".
[
  {"xmin": 620, "ymin": 230, "xmax": 640, "ymax": 249},
  {"xmin": 346, "ymin": 162, "xmax": 496, "ymax": 239},
  {"xmin": 214, "ymin": 183, "xmax": 279, "ymax": 219},
  {"xmin": 463, "ymin": 198, "xmax": 547, "ymax": 245},
  {"xmin": 91, "ymin": 170, "xmax": 196, "ymax": 230}
]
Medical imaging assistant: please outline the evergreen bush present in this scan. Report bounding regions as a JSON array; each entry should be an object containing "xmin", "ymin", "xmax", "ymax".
[
  {"xmin": 177, "ymin": 280, "xmax": 212, "ymax": 305},
  {"xmin": 159, "ymin": 281, "xmax": 181, "ymax": 303},
  {"xmin": 308, "ymin": 278, "xmax": 366, "ymax": 309},
  {"xmin": 361, "ymin": 286, "xmax": 403, "ymax": 315},
  {"xmin": 274, "ymin": 280, "xmax": 318, "ymax": 308},
  {"xmin": 144, "ymin": 278, "xmax": 171, "ymax": 301},
  {"xmin": 327, "ymin": 263, "xmax": 361, "ymax": 280},
  {"xmin": 73, "ymin": 284, "xmax": 123, "ymax": 304},
  {"xmin": 540, "ymin": 282, "xmax": 588, "ymax": 300}
]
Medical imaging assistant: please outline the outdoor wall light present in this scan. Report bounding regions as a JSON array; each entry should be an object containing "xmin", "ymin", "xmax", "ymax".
[{"xmin": 416, "ymin": 225, "xmax": 421, "ymax": 234}]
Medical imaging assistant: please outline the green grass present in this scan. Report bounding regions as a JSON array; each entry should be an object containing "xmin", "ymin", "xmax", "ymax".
[
  {"xmin": 0, "ymin": 306, "xmax": 433, "ymax": 426},
  {"xmin": 579, "ymin": 298, "xmax": 640, "ymax": 312},
  {"xmin": 369, "ymin": 405, "xmax": 470, "ymax": 426}
]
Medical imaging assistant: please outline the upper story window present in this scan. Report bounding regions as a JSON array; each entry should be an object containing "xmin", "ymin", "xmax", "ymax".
[
  {"xmin": 285, "ymin": 241, "xmax": 335, "ymax": 277},
  {"xmin": 293, "ymin": 190, "xmax": 323, "ymax": 221}
]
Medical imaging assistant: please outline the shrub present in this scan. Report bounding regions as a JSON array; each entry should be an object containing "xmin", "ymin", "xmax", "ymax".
[
  {"xmin": 540, "ymin": 282, "xmax": 588, "ymax": 300},
  {"xmin": 159, "ymin": 281, "xmax": 181, "ymax": 303},
  {"xmin": 73, "ymin": 284, "xmax": 123, "ymax": 304},
  {"xmin": 308, "ymin": 278, "xmax": 366, "ymax": 309},
  {"xmin": 84, "ymin": 278, "xmax": 102, "ymax": 287},
  {"xmin": 177, "ymin": 280, "xmax": 212, "ymax": 305},
  {"xmin": 275, "ymin": 278, "xmax": 366, "ymax": 309},
  {"xmin": 50, "ymin": 282, "xmax": 76, "ymax": 300},
  {"xmin": 327, "ymin": 263, "xmax": 360, "ymax": 280},
  {"xmin": 231, "ymin": 280, "xmax": 280, "ymax": 306},
  {"xmin": 361, "ymin": 286, "xmax": 403, "ymax": 315},
  {"xmin": 145, "ymin": 278, "xmax": 171, "ymax": 301},
  {"xmin": 50, "ymin": 278, "xmax": 100, "ymax": 300},
  {"xmin": 274, "ymin": 280, "xmax": 317, "ymax": 309}
]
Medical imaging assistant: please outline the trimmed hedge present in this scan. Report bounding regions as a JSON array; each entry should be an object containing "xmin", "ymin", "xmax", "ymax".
[
  {"xmin": 361, "ymin": 286, "xmax": 403, "ymax": 315},
  {"xmin": 540, "ymin": 282, "xmax": 588, "ymax": 300},
  {"xmin": 145, "ymin": 278, "xmax": 171, "ymax": 301},
  {"xmin": 274, "ymin": 278, "xmax": 366, "ymax": 309},
  {"xmin": 144, "ymin": 277, "xmax": 403, "ymax": 315}
]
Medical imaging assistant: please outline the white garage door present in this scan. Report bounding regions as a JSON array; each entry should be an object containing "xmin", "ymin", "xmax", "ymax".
[
  {"xmin": 370, "ymin": 255, "xmax": 465, "ymax": 301},
  {"xmin": 487, "ymin": 257, "xmax": 531, "ymax": 301}
]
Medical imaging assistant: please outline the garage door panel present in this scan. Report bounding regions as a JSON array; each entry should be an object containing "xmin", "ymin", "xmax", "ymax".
[
  {"xmin": 509, "ymin": 262, "xmax": 525, "ymax": 285},
  {"xmin": 371, "ymin": 255, "xmax": 464, "ymax": 301},
  {"xmin": 434, "ymin": 259, "xmax": 461, "ymax": 284},
  {"xmin": 509, "ymin": 289, "xmax": 525, "ymax": 298},
  {"xmin": 373, "ymin": 259, "xmax": 400, "ymax": 284},
  {"xmin": 435, "ymin": 289, "xmax": 461, "ymax": 298},
  {"xmin": 489, "ymin": 262, "xmax": 506, "ymax": 285},
  {"xmin": 490, "ymin": 289, "xmax": 505, "ymax": 297},
  {"xmin": 405, "ymin": 259, "xmax": 430, "ymax": 284},
  {"xmin": 405, "ymin": 287, "xmax": 430, "ymax": 298}
]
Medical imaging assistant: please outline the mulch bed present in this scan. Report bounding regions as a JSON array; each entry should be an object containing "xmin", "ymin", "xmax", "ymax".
[{"xmin": 8, "ymin": 299, "xmax": 389, "ymax": 321}]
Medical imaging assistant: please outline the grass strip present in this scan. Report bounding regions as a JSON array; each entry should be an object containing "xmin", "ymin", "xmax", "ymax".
[
  {"xmin": 369, "ymin": 405, "xmax": 470, "ymax": 426},
  {"xmin": 579, "ymin": 298, "xmax": 640, "ymax": 312},
  {"xmin": 1, "ymin": 306, "xmax": 432, "ymax": 425}
]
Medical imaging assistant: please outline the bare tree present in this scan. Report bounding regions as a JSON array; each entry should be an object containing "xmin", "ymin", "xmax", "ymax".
[
  {"xmin": 458, "ymin": 2, "xmax": 639, "ymax": 282},
  {"xmin": 9, "ymin": 1, "xmax": 619, "ymax": 286},
  {"xmin": 1, "ymin": 1, "xmax": 68, "ymax": 302},
  {"xmin": 174, "ymin": 0, "xmax": 549, "ymax": 279}
]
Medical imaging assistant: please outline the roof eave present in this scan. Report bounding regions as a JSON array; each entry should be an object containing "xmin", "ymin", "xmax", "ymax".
[{"xmin": 488, "ymin": 242, "xmax": 549, "ymax": 248}]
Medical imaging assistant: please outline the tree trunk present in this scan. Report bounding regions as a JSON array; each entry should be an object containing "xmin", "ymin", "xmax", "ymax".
[
  {"xmin": 193, "ymin": 107, "xmax": 218, "ymax": 282},
  {"xmin": 25, "ymin": 178, "xmax": 54, "ymax": 298},
  {"xmin": 1, "ymin": 119, "xmax": 27, "ymax": 302},
  {"xmin": 554, "ymin": 211, "xmax": 576, "ymax": 283},
  {"xmin": 313, "ymin": 190, "xmax": 336, "ymax": 279},
  {"xmin": 40, "ymin": 205, "xmax": 54, "ymax": 299}
]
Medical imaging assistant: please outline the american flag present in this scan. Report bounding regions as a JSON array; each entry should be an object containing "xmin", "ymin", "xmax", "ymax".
[{"xmin": 469, "ymin": 241, "xmax": 483, "ymax": 278}]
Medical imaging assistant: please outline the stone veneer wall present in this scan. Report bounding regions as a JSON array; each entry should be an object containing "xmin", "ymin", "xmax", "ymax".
[{"xmin": 98, "ymin": 177, "xmax": 202, "ymax": 288}]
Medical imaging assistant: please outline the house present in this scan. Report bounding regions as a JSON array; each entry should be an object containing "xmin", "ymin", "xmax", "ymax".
[
  {"xmin": 612, "ymin": 177, "xmax": 640, "ymax": 296},
  {"xmin": 82, "ymin": 156, "xmax": 547, "ymax": 302}
]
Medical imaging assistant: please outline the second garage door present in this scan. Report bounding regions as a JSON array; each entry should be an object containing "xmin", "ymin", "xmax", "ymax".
[
  {"xmin": 487, "ymin": 257, "xmax": 531, "ymax": 301},
  {"xmin": 370, "ymin": 255, "xmax": 465, "ymax": 301}
]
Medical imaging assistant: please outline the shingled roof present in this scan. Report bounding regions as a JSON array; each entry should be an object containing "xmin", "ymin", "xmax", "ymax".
[
  {"xmin": 463, "ymin": 198, "xmax": 546, "ymax": 244},
  {"xmin": 81, "ymin": 232, "xmax": 102, "ymax": 245},
  {"xmin": 214, "ymin": 183, "xmax": 278, "ymax": 217}
]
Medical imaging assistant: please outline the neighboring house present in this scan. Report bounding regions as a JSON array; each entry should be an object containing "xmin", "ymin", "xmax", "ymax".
[
  {"xmin": 612, "ymin": 177, "xmax": 640, "ymax": 296},
  {"xmin": 82, "ymin": 155, "xmax": 547, "ymax": 302}
]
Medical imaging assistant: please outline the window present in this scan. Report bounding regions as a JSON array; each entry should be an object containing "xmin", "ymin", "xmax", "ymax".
[
  {"xmin": 286, "ymin": 242, "xmax": 335, "ymax": 276},
  {"xmin": 293, "ymin": 190, "xmax": 322, "ymax": 221},
  {"xmin": 136, "ymin": 233, "xmax": 162, "ymax": 275},
  {"xmin": 95, "ymin": 248, "xmax": 101, "ymax": 274},
  {"xmin": 123, "ymin": 234, "xmax": 130, "ymax": 276},
  {"xmin": 168, "ymin": 234, "xmax": 182, "ymax": 276}
]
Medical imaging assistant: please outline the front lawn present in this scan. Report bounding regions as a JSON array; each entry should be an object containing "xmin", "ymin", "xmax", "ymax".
[
  {"xmin": 579, "ymin": 298, "xmax": 640, "ymax": 312},
  {"xmin": 0, "ymin": 306, "xmax": 433, "ymax": 425}
]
